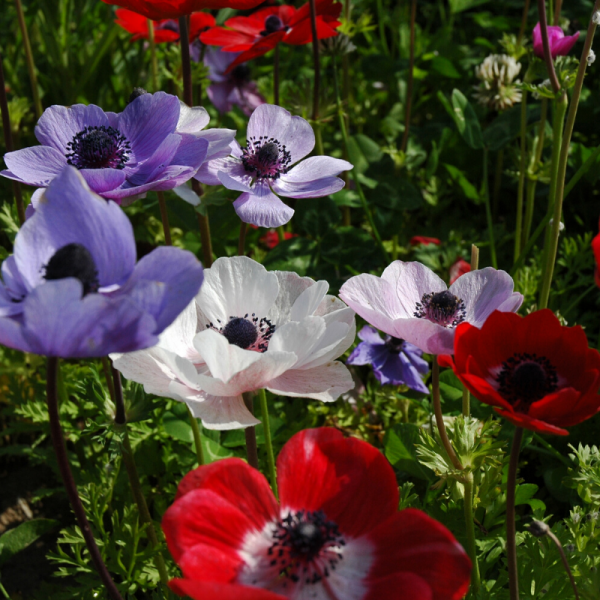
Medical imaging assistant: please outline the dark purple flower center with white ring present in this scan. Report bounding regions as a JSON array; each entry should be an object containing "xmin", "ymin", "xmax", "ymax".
[
  {"xmin": 414, "ymin": 290, "xmax": 466, "ymax": 328},
  {"xmin": 242, "ymin": 137, "xmax": 291, "ymax": 181},
  {"xmin": 384, "ymin": 336, "xmax": 405, "ymax": 353},
  {"xmin": 206, "ymin": 313, "xmax": 275, "ymax": 352},
  {"xmin": 496, "ymin": 353, "xmax": 558, "ymax": 409},
  {"xmin": 260, "ymin": 15, "xmax": 287, "ymax": 36},
  {"xmin": 43, "ymin": 243, "xmax": 100, "ymax": 297},
  {"xmin": 267, "ymin": 510, "xmax": 345, "ymax": 586},
  {"xmin": 66, "ymin": 125, "xmax": 131, "ymax": 170}
]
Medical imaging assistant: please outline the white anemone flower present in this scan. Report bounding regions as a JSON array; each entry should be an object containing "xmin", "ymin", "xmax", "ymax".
[{"xmin": 112, "ymin": 256, "xmax": 356, "ymax": 430}]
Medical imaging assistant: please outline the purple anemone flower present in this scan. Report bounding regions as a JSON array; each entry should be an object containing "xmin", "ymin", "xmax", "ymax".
[
  {"xmin": 532, "ymin": 22, "xmax": 579, "ymax": 59},
  {"xmin": 204, "ymin": 48, "xmax": 266, "ymax": 116},
  {"xmin": 339, "ymin": 261, "xmax": 523, "ymax": 356},
  {"xmin": 1, "ymin": 92, "xmax": 210, "ymax": 205},
  {"xmin": 195, "ymin": 104, "xmax": 352, "ymax": 227},
  {"xmin": 347, "ymin": 326, "xmax": 430, "ymax": 393},
  {"xmin": 0, "ymin": 166, "xmax": 204, "ymax": 358}
]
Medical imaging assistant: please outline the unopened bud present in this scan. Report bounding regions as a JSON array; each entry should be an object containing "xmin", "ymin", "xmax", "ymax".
[{"xmin": 528, "ymin": 520, "xmax": 550, "ymax": 537}]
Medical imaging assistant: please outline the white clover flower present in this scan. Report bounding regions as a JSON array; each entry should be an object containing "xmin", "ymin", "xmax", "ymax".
[
  {"xmin": 112, "ymin": 256, "xmax": 355, "ymax": 430},
  {"xmin": 593, "ymin": 11, "xmax": 600, "ymax": 25},
  {"xmin": 473, "ymin": 54, "xmax": 522, "ymax": 112},
  {"xmin": 588, "ymin": 49, "xmax": 596, "ymax": 65}
]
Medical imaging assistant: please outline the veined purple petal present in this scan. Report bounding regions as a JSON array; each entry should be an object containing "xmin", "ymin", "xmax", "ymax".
[
  {"xmin": 388, "ymin": 261, "xmax": 447, "ymax": 316},
  {"xmin": 271, "ymin": 175, "xmax": 346, "ymax": 199},
  {"xmin": 357, "ymin": 325, "xmax": 386, "ymax": 345},
  {"xmin": 3, "ymin": 146, "xmax": 67, "ymax": 187},
  {"xmin": 247, "ymin": 104, "xmax": 291, "ymax": 143},
  {"xmin": 127, "ymin": 134, "xmax": 181, "ymax": 186},
  {"xmin": 279, "ymin": 156, "xmax": 353, "ymax": 182},
  {"xmin": 395, "ymin": 352, "xmax": 429, "ymax": 393},
  {"xmin": 170, "ymin": 134, "xmax": 209, "ymax": 170},
  {"xmin": 176, "ymin": 102, "xmax": 210, "ymax": 135},
  {"xmin": 347, "ymin": 339, "xmax": 388, "ymax": 366},
  {"xmin": 233, "ymin": 184, "xmax": 294, "ymax": 228},
  {"xmin": 79, "ymin": 168, "xmax": 127, "ymax": 193},
  {"xmin": 218, "ymin": 168, "xmax": 254, "ymax": 193},
  {"xmin": 196, "ymin": 128, "xmax": 236, "ymax": 160}
]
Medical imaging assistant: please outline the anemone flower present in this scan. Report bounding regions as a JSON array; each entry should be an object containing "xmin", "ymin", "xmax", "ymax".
[
  {"xmin": 204, "ymin": 48, "xmax": 266, "ymax": 116},
  {"xmin": 347, "ymin": 326, "xmax": 429, "ymax": 393},
  {"xmin": 410, "ymin": 236, "xmax": 441, "ymax": 246},
  {"xmin": 592, "ymin": 219, "xmax": 600, "ymax": 288},
  {"xmin": 1, "ymin": 92, "xmax": 209, "ymax": 205},
  {"xmin": 162, "ymin": 427, "xmax": 472, "ymax": 600},
  {"xmin": 439, "ymin": 310, "xmax": 600, "ymax": 436},
  {"xmin": 200, "ymin": 0, "xmax": 341, "ymax": 72},
  {"xmin": 449, "ymin": 258, "xmax": 471, "ymax": 285},
  {"xmin": 532, "ymin": 22, "xmax": 579, "ymax": 59},
  {"xmin": 339, "ymin": 261, "xmax": 523, "ymax": 356},
  {"xmin": 112, "ymin": 256, "xmax": 355, "ymax": 429},
  {"xmin": 196, "ymin": 104, "xmax": 352, "ymax": 227},
  {"xmin": 0, "ymin": 166, "xmax": 203, "ymax": 358}
]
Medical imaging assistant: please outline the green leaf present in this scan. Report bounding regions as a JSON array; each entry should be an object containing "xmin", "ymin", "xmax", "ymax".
[
  {"xmin": 0, "ymin": 519, "xmax": 58, "ymax": 567},
  {"xmin": 430, "ymin": 56, "xmax": 461, "ymax": 79},
  {"xmin": 162, "ymin": 410, "xmax": 194, "ymax": 443},
  {"xmin": 450, "ymin": 89, "xmax": 484, "ymax": 150},
  {"xmin": 347, "ymin": 134, "xmax": 384, "ymax": 173},
  {"xmin": 438, "ymin": 368, "xmax": 464, "ymax": 405},
  {"xmin": 448, "ymin": 0, "xmax": 490, "ymax": 13},
  {"xmin": 444, "ymin": 164, "xmax": 481, "ymax": 203},
  {"xmin": 384, "ymin": 424, "xmax": 433, "ymax": 480}
]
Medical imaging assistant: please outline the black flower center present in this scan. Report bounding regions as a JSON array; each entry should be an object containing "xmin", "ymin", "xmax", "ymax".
[
  {"xmin": 43, "ymin": 243, "xmax": 99, "ymax": 297},
  {"xmin": 231, "ymin": 64, "xmax": 251, "ymax": 83},
  {"xmin": 268, "ymin": 510, "xmax": 345, "ymax": 584},
  {"xmin": 385, "ymin": 336, "xmax": 405, "ymax": 353},
  {"xmin": 414, "ymin": 290, "xmax": 466, "ymax": 328},
  {"xmin": 261, "ymin": 15, "xmax": 285, "ymax": 36},
  {"xmin": 497, "ymin": 353, "xmax": 558, "ymax": 409},
  {"xmin": 206, "ymin": 313, "xmax": 276, "ymax": 352},
  {"xmin": 66, "ymin": 125, "xmax": 131, "ymax": 170},
  {"xmin": 241, "ymin": 136, "xmax": 291, "ymax": 181}
]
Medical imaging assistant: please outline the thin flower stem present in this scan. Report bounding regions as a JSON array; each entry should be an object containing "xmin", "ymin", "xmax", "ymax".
[
  {"xmin": 507, "ymin": 426, "xmax": 524, "ymax": 600},
  {"xmin": 332, "ymin": 61, "xmax": 390, "ymax": 263},
  {"xmin": 462, "ymin": 245, "xmax": 479, "ymax": 417},
  {"xmin": 537, "ymin": 0, "xmax": 560, "ymax": 93},
  {"xmin": 157, "ymin": 192, "xmax": 172, "ymax": 246},
  {"xmin": 492, "ymin": 149, "xmax": 504, "ymax": 220},
  {"xmin": 0, "ymin": 582, "xmax": 10, "ymax": 600},
  {"xmin": 553, "ymin": 0, "xmax": 562, "ymax": 25},
  {"xmin": 463, "ymin": 472, "xmax": 481, "ymax": 593},
  {"xmin": 101, "ymin": 357, "xmax": 116, "ymax": 403},
  {"xmin": 258, "ymin": 388, "xmax": 278, "ymax": 498},
  {"xmin": 195, "ymin": 200, "xmax": 213, "ymax": 267},
  {"xmin": 515, "ymin": 91, "xmax": 528, "ymax": 262},
  {"xmin": 112, "ymin": 364, "xmax": 126, "ymax": 426},
  {"xmin": 545, "ymin": 530, "xmax": 579, "ymax": 600},
  {"xmin": 512, "ymin": 208, "xmax": 553, "ymax": 276},
  {"xmin": 376, "ymin": 0, "xmax": 390, "ymax": 55},
  {"xmin": 46, "ymin": 358, "xmax": 124, "ymax": 600},
  {"xmin": 238, "ymin": 221, "xmax": 247, "ymax": 256},
  {"xmin": 308, "ymin": 0, "xmax": 324, "ymax": 155},
  {"xmin": 14, "ymin": 0, "xmax": 42, "ymax": 119},
  {"xmin": 532, "ymin": 432, "xmax": 571, "ymax": 467},
  {"xmin": 186, "ymin": 404, "xmax": 205, "ymax": 466},
  {"xmin": 564, "ymin": 142, "xmax": 600, "ymax": 199},
  {"xmin": 482, "ymin": 149, "xmax": 498, "ymax": 269},
  {"xmin": 147, "ymin": 19, "xmax": 159, "ymax": 92},
  {"xmin": 539, "ymin": 1, "xmax": 600, "ymax": 310},
  {"xmin": 517, "ymin": 0, "xmax": 531, "ymax": 48},
  {"xmin": 243, "ymin": 393, "xmax": 259, "ymax": 469},
  {"xmin": 277, "ymin": 226, "xmax": 285, "ymax": 242},
  {"xmin": 0, "ymin": 53, "xmax": 25, "ymax": 225},
  {"xmin": 432, "ymin": 358, "xmax": 463, "ymax": 471},
  {"xmin": 400, "ymin": 0, "xmax": 416, "ymax": 154},
  {"xmin": 274, "ymin": 45, "xmax": 280, "ymax": 105}
]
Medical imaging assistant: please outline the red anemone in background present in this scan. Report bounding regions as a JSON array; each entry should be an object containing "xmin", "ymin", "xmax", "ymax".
[
  {"xmin": 200, "ymin": 0, "xmax": 342, "ymax": 71},
  {"xmin": 162, "ymin": 428, "xmax": 472, "ymax": 600},
  {"xmin": 439, "ymin": 310, "xmax": 600, "ymax": 436},
  {"xmin": 449, "ymin": 258, "xmax": 471, "ymax": 285},
  {"xmin": 592, "ymin": 219, "xmax": 600, "ymax": 288},
  {"xmin": 115, "ymin": 9, "xmax": 215, "ymax": 42},
  {"xmin": 409, "ymin": 236, "xmax": 441, "ymax": 246}
]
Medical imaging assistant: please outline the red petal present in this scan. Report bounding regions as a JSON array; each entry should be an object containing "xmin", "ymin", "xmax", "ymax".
[
  {"xmin": 494, "ymin": 408, "xmax": 569, "ymax": 435},
  {"xmin": 115, "ymin": 8, "xmax": 149, "ymax": 32},
  {"xmin": 224, "ymin": 33, "xmax": 284, "ymax": 72},
  {"xmin": 200, "ymin": 27, "xmax": 255, "ymax": 49},
  {"xmin": 277, "ymin": 428, "xmax": 399, "ymax": 538},
  {"xmin": 283, "ymin": 17, "xmax": 339, "ymax": 45},
  {"xmin": 169, "ymin": 579, "xmax": 286, "ymax": 600},
  {"xmin": 105, "ymin": 0, "xmax": 264, "ymax": 20},
  {"xmin": 366, "ymin": 509, "xmax": 472, "ymax": 600},
  {"xmin": 224, "ymin": 13, "xmax": 271, "ymax": 36},
  {"xmin": 460, "ymin": 368, "xmax": 514, "ymax": 413},
  {"xmin": 289, "ymin": 0, "xmax": 341, "ymax": 26},
  {"xmin": 189, "ymin": 12, "xmax": 216, "ymax": 39},
  {"xmin": 178, "ymin": 541, "xmax": 242, "ymax": 582},
  {"xmin": 365, "ymin": 572, "xmax": 433, "ymax": 600}
]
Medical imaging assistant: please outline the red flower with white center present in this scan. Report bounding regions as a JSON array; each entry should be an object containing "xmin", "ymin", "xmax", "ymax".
[
  {"xmin": 200, "ymin": 0, "xmax": 342, "ymax": 72},
  {"xmin": 410, "ymin": 236, "xmax": 441, "ymax": 246},
  {"xmin": 592, "ymin": 219, "xmax": 600, "ymax": 288},
  {"xmin": 115, "ymin": 9, "xmax": 216, "ymax": 43},
  {"xmin": 163, "ymin": 428, "xmax": 472, "ymax": 600},
  {"xmin": 449, "ymin": 259, "xmax": 471, "ymax": 285},
  {"xmin": 439, "ymin": 310, "xmax": 600, "ymax": 436}
]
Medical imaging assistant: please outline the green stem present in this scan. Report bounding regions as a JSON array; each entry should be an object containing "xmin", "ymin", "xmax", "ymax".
[
  {"xmin": 507, "ymin": 427, "xmax": 524, "ymax": 600},
  {"xmin": 400, "ymin": 0, "xmax": 416, "ymax": 154},
  {"xmin": 0, "ymin": 581, "xmax": 10, "ymax": 600},
  {"xmin": 492, "ymin": 149, "xmax": 504, "ymax": 220},
  {"xmin": 277, "ymin": 226, "xmax": 285, "ymax": 242},
  {"xmin": 147, "ymin": 19, "xmax": 159, "ymax": 92},
  {"xmin": 243, "ymin": 393, "xmax": 259, "ymax": 469},
  {"xmin": 238, "ymin": 221, "xmax": 247, "ymax": 256},
  {"xmin": 186, "ymin": 405, "xmax": 205, "ymax": 466},
  {"xmin": 258, "ymin": 388, "xmax": 278, "ymax": 498},
  {"xmin": 332, "ymin": 61, "xmax": 389, "ymax": 263},
  {"xmin": 463, "ymin": 472, "xmax": 481, "ymax": 593},
  {"xmin": 157, "ymin": 191, "xmax": 172, "ymax": 246},
  {"xmin": 564, "ymin": 143, "xmax": 600, "ymax": 200},
  {"xmin": 532, "ymin": 433, "xmax": 571, "ymax": 467},
  {"xmin": 274, "ymin": 45, "xmax": 280, "ymax": 105},
  {"xmin": 512, "ymin": 209, "xmax": 553, "ymax": 276},
  {"xmin": 482, "ymin": 149, "xmax": 497, "ymax": 269},
  {"xmin": 462, "ymin": 245, "xmax": 479, "ymax": 417},
  {"xmin": 515, "ymin": 91, "xmax": 528, "ymax": 262},
  {"xmin": 308, "ymin": 0, "xmax": 322, "ymax": 154},
  {"xmin": 14, "ymin": 0, "xmax": 42, "ymax": 119},
  {"xmin": 376, "ymin": 0, "xmax": 390, "ymax": 55},
  {"xmin": 517, "ymin": 0, "xmax": 531, "ymax": 48}
]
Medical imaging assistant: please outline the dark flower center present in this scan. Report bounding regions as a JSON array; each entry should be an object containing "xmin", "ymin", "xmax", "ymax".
[
  {"xmin": 157, "ymin": 20, "xmax": 179, "ymax": 33},
  {"xmin": 268, "ymin": 510, "xmax": 345, "ymax": 584},
  {"xmin": 128, "ymin": 87, "xmax": 147, "ymax": 103},
  {"xmin": 261, "ymin": 15, "xmax": 285, "ymax": 36},
  {"xmin": 206, "ymin": 314, "xmax": 276, "ymax": 352},
  {"xmin": 385, "ymin": 336, "xmax": 405, "ymax": 353},
  {"xmin": 43, "ymin": 243, "xmax": 99, "ymax": 297},
  {"xmin": 497, "ymin": 353, "xmax": 558, "ymax": 409},
  {"xmin": 241, "ymin": 137, "xmax": 291, "ymax": 181},
  {"xmin": 414, "ymin": 290, "xmax": 466, "ymax": 328},
  {"xmin": 231, "ymin": 64, "xmax": 251, "ymax": 83},
  {"xmin": 66, "ymin": 125, "xmax": 131, "ymax": 170}
]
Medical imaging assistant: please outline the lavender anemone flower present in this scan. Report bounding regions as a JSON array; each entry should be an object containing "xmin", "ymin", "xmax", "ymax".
[
  {"xmin": 0, "ymin": 166, "xmax": 204, "ymax": 358},
  {"xmin": 1, "ymin": 92, "xmax": 210, "ymax": 205},
  {"xmin": 347, "ymin": 326, "xmax": 429, "ymax": 393},
  {"xmin": 339, "ymin": 261, "xmax": 523, "ymax": 356},
  {"xmin": 204, "ymin": 48, "xmax": 266, "ymax": 116},
  {"xmin": 532, "ymin": 22, "xmax": 579, "ymax": 58},
  {"xmin": 195, "ymin": 104, "xmax": 352, "ymax": 227}
]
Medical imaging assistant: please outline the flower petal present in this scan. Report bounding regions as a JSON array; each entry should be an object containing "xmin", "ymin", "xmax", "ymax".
[
  {"xmin": 271, "ymin": 175, "xmax": 346, "ymax": 199},
  {"xmin": 169, "ymin": 579, "xmax": 286, "ymax": 600},
  {"xmin": 2, "ymin": 146, "xmax": 67, "ymax": 187},
  {"xmin": 233, "ymin": 185, "xmax": 295, "ymax": 228},
  {"xmin": 176, "ymin": 102, "xmax": 210, "ymax": 134}
]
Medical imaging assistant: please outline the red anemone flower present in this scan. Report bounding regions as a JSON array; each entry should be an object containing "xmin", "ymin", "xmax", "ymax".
[
  {"xmin": 439, "ymin": 310, "xmax": 600, "ymax": 436},
  {"xmin": 163, "ymin": 428, "xmax": 472, "ymax": 600},
  {"xmin": 410, "ymin": 236, "xmax": 441, "ymax": 246},
  {"xmin": 449, "ymin": 258, "xmax": 471, "ymax": 285},
  {"xmin": 592, "ymin": 219, "xmax": 600, "ymax": 288},
  {"xmin": 103, "ymin": 0, "xmax": 263, "ymax": 21},
  {"xmin": 115, "ymin": 9, "xmax": 215, "ymax": 42},
  {"xmin": 200, "ymin": 0, "xmax": 342, "ymax": 71},
  {"xmin": 260, "ymin": 229, "xmax": 298, "ymax": 249}
]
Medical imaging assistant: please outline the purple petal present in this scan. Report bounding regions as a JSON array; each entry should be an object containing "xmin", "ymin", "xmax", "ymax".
[
  {"xmin": 111, "ymin": 246, "xmax": 204, "ymax": 334},
  {"xmin": 280, "ymin": 115, "xmax": 315, "ymax": 164},
  {"xmin": 386, "ymin": 317, "xmax": 455, "ymax": 355},
  {"xmin": 388, "ymin": 261, "xmax": 447, "ymax": 316},
  {"xmin": 247, "ymin": 104, "xmax": 291, "ymax": 142},
  {"xmin": 3, "ymin": 146, "xmax": 67, "ymax": 186},
  {"xmin": 127, "ymin": 133, "xmax": 181, "ymax": 186},
  {"xmin": 176, "ymin": 102, "xmax": 210, "ymax": 135},
  {"xmin": 347, "ymin": 340, "xmax": 388, "ymax": 366},
  {"xmin": 194, "ymin": 153, "xmax": 233, "ymax": 186},
  {"xmin": 170, "ymin": 134, "xmax": 208, "ymax": 170},
  {"xmin": 217, "ymin": 160, "xmax": 254, "ymax": 192},
  {"xmin": 271, "ymin": 175, "xmax": 346, "ymax": 199},
  {"xmin": 237, "ymin": 83, "xmax": 267, "ymax": 117},
  {"xmin": 395, "ymin": 352, "xmax": 429, "ymax": 393},
  {"xmin": 207, "ymin": 82, "xmax": 235, "ymax": 113},
  {"xmin": 79, "ymin": 168, "xmax": 127, "ymax": 194},
  {"xmin": 105, "ymin": 165, "xmax": 198, "ymax": 200},
  {"xmin": 118, "ymin": 92, "xmax": 180, "ymax": 163},
  {"xmin": 232, "ymin": 183, "xmax": 294, "ymax": 228},
  {"xmin": 403, "ymin": 341, "xmax": 429, "ymax": 375},
  {"xmin": 25, "ymin": 189, "xmax": 44, "ymax": 220},
  {"xmin": 196, "ymin": 128, "xmax": 236, "ymax": 160},
  {"xmin": 34, "ymin": 104, "xmax": 109, "ymax": 153},
  {"xmin": 0, "ymin": 257, "xmax": 27, "ymax": 317},
  {"xmin": 357, "ymin": 325, "xmax": 385, "ymax": 345},
  {"xmin": 279, "ymin": 156, "xmax": 353, "ymax": 182},
  {"xmin": 552, "ymin": 31, "xmax": 579, "ymax": 56},
  {"xmin": 14, "ymin": 166, "xmax": 136, "ymax": 290}
]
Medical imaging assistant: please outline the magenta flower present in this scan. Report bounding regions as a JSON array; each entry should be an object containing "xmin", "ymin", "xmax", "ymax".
[
  {"xmin": 195, "ymin": 104, "xmax": 352, "ymax": 227},
  {"xmin": 532, "ymin": 22, "xmax": 579, "ymax": 59}
]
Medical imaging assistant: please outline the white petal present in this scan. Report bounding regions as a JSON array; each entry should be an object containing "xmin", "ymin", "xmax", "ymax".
[
  {"xmin": 176, "ymin": 102, "xmax": 210, "ymax": 134},
  {"xmin": 268, "ymin": 317, "xmax": 326, "ymax": 360},
  {"xmin": 157, "ymin": 299, "xmax": 202, "ymax": 362},
  {"xmin": 295, "ymin": 321, "xmax": 351, "ymax": 369},
  {"xmin": 267, "ymin": 271, "xmax": 315, "ymax": 324},
  {"xmin": 289, "ymin": 280, "xmax": 329, "ymax": 321},
  {"xmin": 387, "ymin": 261, "xmax": 447, "ymax": 316}
]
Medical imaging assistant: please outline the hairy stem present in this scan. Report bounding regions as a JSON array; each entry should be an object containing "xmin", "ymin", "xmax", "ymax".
[
  {"xmin": 400, "ymin": 0, "xmax": 417, "ymax": 154},
  {"xmin": 186, "ymin": 405, "xmax": 205, "ymax": 466},
  {"xmin": 482, "ymin": 149, "xmax": 497, "ymax": 269},
  {"xmin": 463, "ymin": 472, "xmax": 481, "ymax": 593},
  {"xmin": 515, "ymin": 91, "xmax": 528, "ymax": 262},
  {"xmin": 507, "ymin": 427, "xmax": 524, "ymax": 600},
  {"xmin": 537, "ymin": 0, "xmax": 560, "ymax": 93},
  {"xmin": 147, "ymin": 19, "xmax": 159, "ymax": 92},
  {"xmin": 258, "ymin": 388, "xmax": 278, "ymax": 498},
  {"xmin": 243, "ymin": 392, "xmax": 259, "ymax": 469}
]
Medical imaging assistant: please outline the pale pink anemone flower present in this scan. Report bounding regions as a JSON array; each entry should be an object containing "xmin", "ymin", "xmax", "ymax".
[
  {"xmin": 112, "ymin": 256, "xmax": 355, "ymax": 429},
  {"xmin": 339, "ymin": 261, "xmax": 523, "ymax": 356}
]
